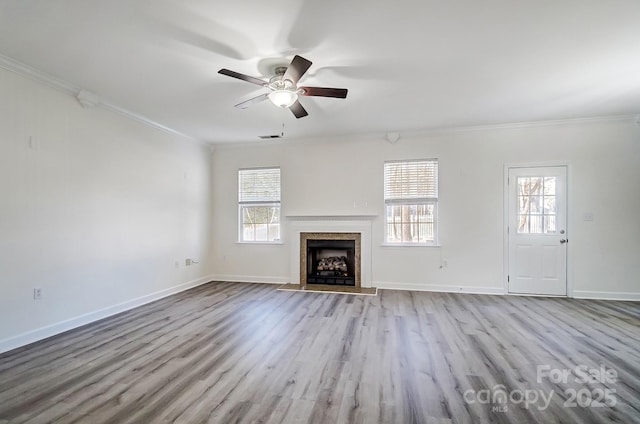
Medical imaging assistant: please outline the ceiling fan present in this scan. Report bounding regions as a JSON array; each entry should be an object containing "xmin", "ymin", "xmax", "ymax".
[{"xmin": 218, "ymin": 55, "xmax": 348, "ymax": 118}]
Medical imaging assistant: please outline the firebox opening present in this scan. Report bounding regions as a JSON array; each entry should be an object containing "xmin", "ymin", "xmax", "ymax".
[{"xmin": 306, "ymin": 239, "xmax": 356, "ymax": 286}]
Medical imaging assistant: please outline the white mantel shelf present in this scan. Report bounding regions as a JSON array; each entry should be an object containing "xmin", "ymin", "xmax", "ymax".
[{"xmin": 286, "ymin": 214, "xmax": 378, "ymax": 220}]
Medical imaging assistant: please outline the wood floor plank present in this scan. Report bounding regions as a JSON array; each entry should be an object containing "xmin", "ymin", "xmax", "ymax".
[{"xmin": 1, "ymin": 282, "xmax": 639, "ymax": 423}]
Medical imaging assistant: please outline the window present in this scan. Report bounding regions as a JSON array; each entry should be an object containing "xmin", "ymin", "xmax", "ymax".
[
  {"xmin": 384, "ymin": 159, "xmax": 438, "ymax": 244},
  {"xmin": 516, "ymin": 176, "xmax": 557, "ymax": 234},
  {"xmin": 238, "ymin": 167, "xmax": 281, "ymax": 242}
]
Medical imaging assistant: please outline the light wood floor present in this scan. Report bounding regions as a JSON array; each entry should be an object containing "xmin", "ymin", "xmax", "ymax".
[{"xmin": 1, "ymin": 282, "xmax": 639, "ymax": 424}]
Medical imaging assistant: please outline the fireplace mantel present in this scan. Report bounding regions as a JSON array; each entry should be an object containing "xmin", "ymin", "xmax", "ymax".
[{"xmin": 286, "ymin": 214, "xmax": 378, "ymax": 220}]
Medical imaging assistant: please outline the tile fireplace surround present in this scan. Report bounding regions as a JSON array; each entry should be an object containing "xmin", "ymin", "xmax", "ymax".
[
  {"xmin": 288, "ymin": 216, "xmax": 374, "ymax": 288},
  {"xmin": 300, "ymin": 232, "xmax": 361, "ymax": 288}
]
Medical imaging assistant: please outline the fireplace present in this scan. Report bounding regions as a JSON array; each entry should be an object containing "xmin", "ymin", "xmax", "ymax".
[
  {"xmin": 300, "ymin": 232, "xmax": 361, "ymax": 288},
  {"xmin": 289, "ymin": 217, "xmax": 373, "ymax": 289}
]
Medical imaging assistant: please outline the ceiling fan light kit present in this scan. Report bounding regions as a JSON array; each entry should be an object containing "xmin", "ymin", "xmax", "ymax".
[
  {"xmin": 267, "ymin": 71, "xmax": 299, "ymax": 108},
  {"xmin": 268, "ymin": 90, "xmax": 298, "ymax": 108},
  {"xmin": 218, "ymin": 55, "xmax": 348, "ymax": 118}
]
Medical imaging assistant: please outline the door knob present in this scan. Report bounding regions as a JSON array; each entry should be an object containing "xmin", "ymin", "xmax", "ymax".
[{"xmin": 560, "ymin": 239, "xmax": 568, "ymax": 244}]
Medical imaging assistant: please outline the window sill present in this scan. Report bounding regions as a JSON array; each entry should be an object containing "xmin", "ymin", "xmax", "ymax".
[{"xmin": 381, "ymin": 243, "xmax": 441, "ymax": 248}]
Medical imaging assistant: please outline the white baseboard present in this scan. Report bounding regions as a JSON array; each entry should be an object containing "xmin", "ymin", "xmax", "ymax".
[
  {"xmin": 0, "ymin": 275, "xmax": 215, "ymax": 354},
  {"xmin": 209, "ymin": 274, "xmax": 288, "ymax": 285},
  {"xmin": 572, "ymin": 291, "xmax": 640, "ymax": 301},
  {"xmin": 211, "ymin": 277, "xmax": 504, "ymax": 295},
  {"xmin": 374, "ymin": 281, "xmax": 505, "ymax": 295},
  {"xmin": 7, "ymin": 278, "xmax": 633, "ymax": 354}
]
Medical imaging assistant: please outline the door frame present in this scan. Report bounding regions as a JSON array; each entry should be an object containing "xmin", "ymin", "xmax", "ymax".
[{"xmin": 503, "ymin": 161, "xmax": 573, "ymax": 297}]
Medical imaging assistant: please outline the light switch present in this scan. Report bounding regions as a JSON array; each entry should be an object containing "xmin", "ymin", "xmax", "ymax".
[
  {"xmin": 583, "ymin": 212, "xmax": 594, "ymax": 221},
  {"xmin": 29, "ymin": 136, "xmax": 39, "ymax": 150}
]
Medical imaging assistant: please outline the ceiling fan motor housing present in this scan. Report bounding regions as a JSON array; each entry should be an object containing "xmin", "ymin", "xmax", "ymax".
[
  {"xmin": 268, "ymin": 75, "xmax": 296, "ymax": 92},
  {"xmin": 273, "ymin": 66, "xmax": 288, "ymax": 76}
]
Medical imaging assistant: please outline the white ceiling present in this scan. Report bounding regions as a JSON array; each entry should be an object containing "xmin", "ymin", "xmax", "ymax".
[{"xmin": 1, "ymin": 0, "xmax": 639, "ymax": 144}]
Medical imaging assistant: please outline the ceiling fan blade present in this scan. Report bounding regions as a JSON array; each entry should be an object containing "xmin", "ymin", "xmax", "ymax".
[
  {"xmin": 283, "ymin": 55, "xmax": 312, "ymax": 84},
  {"xmin": 289, "ymin": 100, "xmax": 308, "ymax": 119},
  {"xmin": 218, "ymin": 69, "xmax": 267, "ymax": 86},
  {"xmin": 299, "ymin": 86, "xmax": 348, "ymax": 98},
  {"xmin": 234, "ymin": 93, "xmax": 269, "ymax": 109}
]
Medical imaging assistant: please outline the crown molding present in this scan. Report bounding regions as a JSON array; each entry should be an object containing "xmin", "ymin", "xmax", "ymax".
[
  {"xmin": 0, "ymin": 53, "xmax": 203, "ymax": 144},
  {"xmin": 430, "ymin": 114, "xmax": 640, "ymax": 134},
  {"xmin": 212, "ymin": 113, "xmax": 639, "ymax": 149},
  {"xmin": 378, "ymin": 114, "xmax": 640, "ymax": 141},
  {"xmin": 0, "ymin": 53, "xmax": 77, "ymax": 94}
]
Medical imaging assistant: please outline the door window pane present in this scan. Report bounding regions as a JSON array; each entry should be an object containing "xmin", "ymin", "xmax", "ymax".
[
  {"xmin": 529, "ymin": 177, "xmax": 543, "ymax": 195},
  {"xmin": 529, "ymin": 196, "xmax": 543, "ymax": 213},
  {"xmin": 545, "ymin": 215, "xmax": 557, "ymax": 233},
  {"xmin": 529, "ymin": 215, "xmax": 543, "ymax": 233},
  {"xmin": 518, "ymin": 177, "xmax": 530, "ymax": 195},
  {"xmin": 543, "ymin": 177, "xmax": 556, "ymax": 195},
  {"xmin": 516, "ymin": 176, "xmax": 558, "ymax": 234},
  {"xmin": 544, "ymin": 197, "xmax": 556, "ymax": 214}
]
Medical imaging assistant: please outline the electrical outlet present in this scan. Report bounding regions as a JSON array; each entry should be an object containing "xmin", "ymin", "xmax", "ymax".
[
  {"xmin": 33, "ymin": 288, "xmax": 42, "ymax": 300},
  {"xmin": 29, "ymin": 136, "xmax": 39, "ymax": 150},
  {"xmin": 353, "ymin": 201, "xmax": 369, "ymax": 209},
  {"xmin": 185, "ymin": 258, "xmax": 192, "ymax": 266}
]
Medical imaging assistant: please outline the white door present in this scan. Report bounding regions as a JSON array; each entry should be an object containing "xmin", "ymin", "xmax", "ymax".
[{"xmin": 508, "ymin": 166, "xmax": 567, "ymax": 296}]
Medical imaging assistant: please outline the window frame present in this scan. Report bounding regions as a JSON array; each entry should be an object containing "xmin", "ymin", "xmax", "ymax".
[
  {"xmin": 383, "ymin": 159, "xmax": 439, "ymax": 246},
  {"xmin": 238, "ymin": 167, "xmax": 282, "ymax": 244}
]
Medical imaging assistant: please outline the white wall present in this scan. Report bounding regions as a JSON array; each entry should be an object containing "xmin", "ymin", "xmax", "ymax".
[
  {"xmin": 2, "ymin": 62, "xmax": 637, "ymax": 354},
  {"xmin": 0, "ymin": 68, "xmax": 214, "ymax": 352},
  {"xmin": 211, "ymin": 119, "xmax": 640, "ymax": 298}
]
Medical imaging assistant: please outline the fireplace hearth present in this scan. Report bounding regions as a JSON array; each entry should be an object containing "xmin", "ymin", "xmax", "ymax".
[{"xmin": 300, "ymin": 232, "xmax": 361, "ymax": 287}]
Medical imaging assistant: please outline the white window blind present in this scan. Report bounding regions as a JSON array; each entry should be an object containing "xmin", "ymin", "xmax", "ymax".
[
  {"xmin": 239, "ymin": 168, "xmax": 281, "ymax": 203},
  {"xmin": 384, "ymin": 160, "xmax": 438, "ymax": 201}
]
